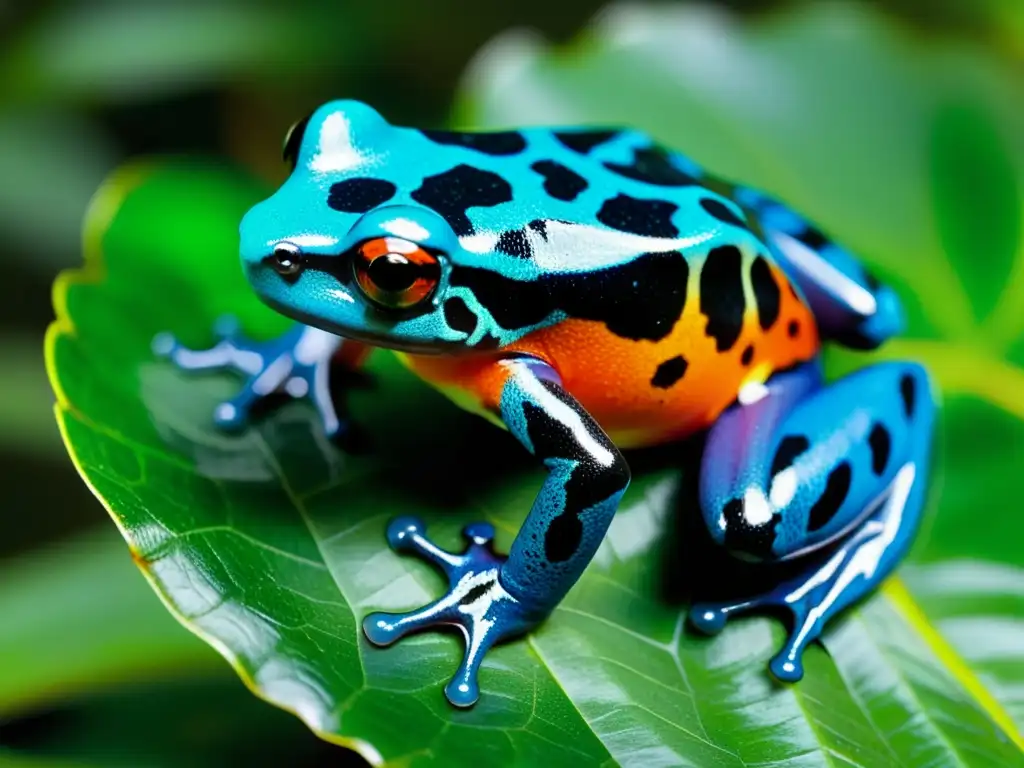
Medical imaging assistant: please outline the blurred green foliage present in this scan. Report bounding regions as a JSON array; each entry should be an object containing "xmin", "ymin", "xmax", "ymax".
[{"xmin": 2, "ymin": 0, "xmax": 1023, "ymax": 765}]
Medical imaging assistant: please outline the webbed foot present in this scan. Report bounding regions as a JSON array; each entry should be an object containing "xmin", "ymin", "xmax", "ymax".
[
  {"xmin": 362, "ymin": 517, "xmax": 542, "ymax": 708},
  {"xmin": 689, "ymin": 515, "xmax": 890, "ymax": 682},
  {"xmin": 153, "ymin": 319, "xmax": 346, "ymax": 436}
]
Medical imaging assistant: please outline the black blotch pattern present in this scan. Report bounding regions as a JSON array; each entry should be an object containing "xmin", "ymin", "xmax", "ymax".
[
  {"xmin": 450, "ymin": 250, "xmax": 689, "ymax": 341},
  {"xmin": 788, "ymin": 319, "xmax": 800, "ymax": 338},
  {"xmin": 596, "ymin": 194, "xmax": 679, "ymax": 238},
  {"xmin": 554, "ymin": 129, "xmax": 619, "ymax": 154},
  {"xmin": 528, "ymin": 219, "xmax": 549, "ymax": 239},
  {"xmin": 700, "ymin": 198, "xmax": 747, "ymax": 228},
  {"xmin": 700, "ymin": 245, "xmax": 746, "ymax": 352},
  {"xmin": 531, "ymin": 160, "xmax": 588, "ymax": 202},
  {"xmin": 651, "ymin": 356, "xmax": 688, "ymax": 389},
  {"xmin": 521, "ymin": 380, "xmax": 629, "ymax": 564},
  {"xmin": 741, "ymin": 345, "xmax": 754, "ymax": 366},
  {"xmin": 868, "ymin": 423, "xmax": 891, "ymax": 476},
  {"xmin": 459, "ymin": 581, "xmax": 493, "ymax": 606},
  {"xmin": 722, "ymin": 497, "xmax": 779, "ymax": 560},
  {"xmin": 421, "ymin": 129, "xmax": 526, "ymax": 156},
  {"xmin": 603, "ymin": 147, "xmax": 697, "ymax": 187},
  {"xmin": 797, "ymin": 226, "xmax": 830, "ymax": 252},
  {"xmin": 751, "ymin": 255, "xmax": 781, "ymax": 331},
  {"xmin": 327, "ymin": 178, "xmax": 397, "ymax": 214},
  {"xmin": 900, "ymin": 374, "xmax": 916, "ymax": 419},
  {"xmin": 544, "ymin": 515, "xmax": 584, "ymax": 564},
  {"xmin": 808, "ymin": 462, "xmax": 852, "ymax": 532},
  {"xmin": 443, "ymin": 297, "xmax": 477, "ymax": 335},
  {"xmin": 496, "ymin": 228, "xmax": 532, "ymax": 259},
  {"xmin": 771, "ymin": 435, "xmax": 811, "ymax": 478},
  {"xmin": 410, "ymin": 164, "xmax": 513, "ymax": 237}
]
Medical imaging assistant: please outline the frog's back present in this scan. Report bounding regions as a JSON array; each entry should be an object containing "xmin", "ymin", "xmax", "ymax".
[{"xmin": 401, "ymin": 125, "xmax": 821, "ymax": 447}]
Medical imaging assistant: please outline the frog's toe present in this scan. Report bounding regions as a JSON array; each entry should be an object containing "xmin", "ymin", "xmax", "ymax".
[
  {"xmin": 151, "ymin": 331, "xmax": 178, "ymax": 358},
  {"xmin": 212, "ymin": 314, "xmax": 241, "ymax": 340},
  {"xmin": 769, "ymin": 649, "xmax": 807, "ymax": 683},
  {"xmin": 688, "ymin": 604, "xmax": 730, "ymax": 635},
  {"xmin": 384, "ymin": 518, "xmax": 501, "ymax": 578}
]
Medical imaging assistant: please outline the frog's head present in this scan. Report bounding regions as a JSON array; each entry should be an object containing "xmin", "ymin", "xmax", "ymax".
[{"xmin": 239, "ymin": 100, "xmax": 492, "ymax": 354}]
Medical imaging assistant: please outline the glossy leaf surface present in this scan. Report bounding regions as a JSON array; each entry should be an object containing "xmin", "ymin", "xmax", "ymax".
[{"xmin": 48, "ymin": 5, "xmax": 1024, "ymax": 765}]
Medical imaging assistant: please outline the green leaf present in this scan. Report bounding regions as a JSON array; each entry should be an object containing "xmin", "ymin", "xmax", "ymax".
[
  {"xmin": 930, "ymin": 103, "xmax": 1021, "ymax": 330},
  {"xmin": 0, "ymin": 527, "xmax": 220, "ymax": 717},
  {"xmin": 47, "ymin": 5, "xmax": 1024, "ymax": 766}
]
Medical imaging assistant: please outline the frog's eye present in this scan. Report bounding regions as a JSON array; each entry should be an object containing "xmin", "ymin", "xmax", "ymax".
[
  {"xmin": 282, "ymin": 111, "xmax": 313, "ymax": 170},
  {"xmin": 353, "ymin": 237, "xmax": 441, "ymax": 310}
]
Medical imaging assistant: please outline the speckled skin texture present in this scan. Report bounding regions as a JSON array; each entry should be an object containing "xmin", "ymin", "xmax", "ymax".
[{"xmin": 157, "ymin": 100, "xmax": 935, "ymax": 707}]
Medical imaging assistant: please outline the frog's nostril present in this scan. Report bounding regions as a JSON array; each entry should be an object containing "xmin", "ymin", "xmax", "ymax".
[{"xmin": 270, "ymin": 241, "xmax": 304, "ymax": 279}]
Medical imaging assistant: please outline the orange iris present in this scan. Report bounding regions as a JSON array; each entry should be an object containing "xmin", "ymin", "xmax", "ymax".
[{"xmin": 353, "ymin": 237, "xmax": 441, "ymax": 310}]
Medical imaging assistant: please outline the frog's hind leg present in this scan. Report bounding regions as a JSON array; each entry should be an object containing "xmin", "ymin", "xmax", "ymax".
[
  {"xmin": 734, "ymin": 186, "xmax": 905, "ymax": 350},
  {"xmin": 690, "ymin": 361, "xmax": 935, "ymax": 681}
]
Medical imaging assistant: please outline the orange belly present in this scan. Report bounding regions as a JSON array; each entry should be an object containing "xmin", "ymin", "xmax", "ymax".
[{"xmin": 401, "ymin": 264, "xmax": 819, "ymax": 449}]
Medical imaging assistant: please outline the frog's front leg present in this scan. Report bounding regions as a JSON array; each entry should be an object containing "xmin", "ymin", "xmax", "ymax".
[
  {"xmin": 153, "ymin": 319, "xmax": 368, "ymax": 437},
  {"xmin": 362, "ymin": 356, "xmax": 630, "ymax": 707},
  {"xmin": 690, "ymin": 360, "xmax": 935, "ymax": 681}
]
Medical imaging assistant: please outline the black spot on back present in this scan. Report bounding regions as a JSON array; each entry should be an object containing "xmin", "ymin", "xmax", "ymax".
[
  {"xmin": 327, "ymin": 178, "xmax": 397, "ymax": 214},
  {"xmin": 788, "ymin": 319, "xmax": 800, "ymax": 338},
  {"xmin": 722, "ymin": 497, "xmax": 779, "ymax": 560},
  {"xmin": 420, "ymin": 129, "xmax": 526, "ymax": 156},
  {"xmin": 410, "ymin": 164, "xmax": 513, "ymax": 237},
  {"xmin": 771, "ymin": 435, "xmax": 810, "ymax": 478},
  {"xmin": 531, "ymin": 160, "xmax": 588, "ymax": 202},
  {"xmin": 651, "ymin": 356, "xmax": 688, "ymax": 389},
  {"xmin": 808, "ymin": 461, "xmax": 852, "ymax": 532},
  {"xmin": 741, "ymin": 345, "xmax": 754, "ymax": 366},
  {"xmin": 443, "ymin": 297, "xmax": 477, "ymax": 335},
  {"xmin": 450, "ymin": 250, "xmax": 689, "ymax": 341},
  {"xmin": 604, "ymin": 147, "xmax": 697, "ymax": 187},
  {"xmin": 868, "ymin": 423, "xmax": 891, "ymax": 476},
  {"xmin": 700, "ymin": 198, "xmax": 747, "ymax": 228},
  {"xmin": 496, "ymin": 227, "xmax": 532, "ymax": 258},
  {"xmin": 554, "ymin": 130, "xmax": 618, "ymax": 154},
  {"xmin": 700, "ymin": 246, "xmax": 746, "ymax": 352},
  {"xmin": 751, "ymin": 255, "xmax": 781, "ymax": 331},
  {"xmin": 900, "ymin": 374, "xmax": 916, "ymax": 418},
  {"xmin": 596, "ymin": 194, "xmax": 679, "ymax": 237}
]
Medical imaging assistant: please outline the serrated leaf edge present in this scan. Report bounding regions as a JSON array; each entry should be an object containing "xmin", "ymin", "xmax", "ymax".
[{"xmin": 43, "ymin": 161, "xmax": 386, "ymax": 767}]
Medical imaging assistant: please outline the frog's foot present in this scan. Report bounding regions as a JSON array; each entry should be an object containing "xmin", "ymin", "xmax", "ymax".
[
  {"xmin": 153, "ymin": 319, "xmax": 345, "ymax": 436},
  {"xmin": 362, "ymin": 517, "xmax": 542, "ymax": 708},
  {"xmin": 689, "ymin": 507, "xmax": 906, "ymax": 683}
]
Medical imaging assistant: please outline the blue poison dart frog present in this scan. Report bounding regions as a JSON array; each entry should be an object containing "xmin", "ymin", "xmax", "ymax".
[{"xmin": 154, "ymin": 100, "xmax": 935, "ymax": 708}]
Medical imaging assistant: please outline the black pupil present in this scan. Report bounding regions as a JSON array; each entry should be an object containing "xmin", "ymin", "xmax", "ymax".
[{"xmin": 368, "ymin": 253, "xmax": 418, "ymax": 292}]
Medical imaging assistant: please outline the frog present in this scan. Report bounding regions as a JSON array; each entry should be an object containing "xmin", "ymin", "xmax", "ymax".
[{"xmin": 155, "ymin": 100, "xmax": 935, "ymax": 708}]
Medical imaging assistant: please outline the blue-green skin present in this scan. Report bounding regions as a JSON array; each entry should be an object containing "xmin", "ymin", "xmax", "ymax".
[{"xmin": 157, "ymin": 100, "xmax": 936, "ymax": 708}]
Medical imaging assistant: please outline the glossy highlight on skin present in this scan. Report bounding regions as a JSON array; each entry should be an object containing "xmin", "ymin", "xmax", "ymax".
[{"xmin": 155, "ymin": 99, "xmax": 935, "ymax": 707}]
